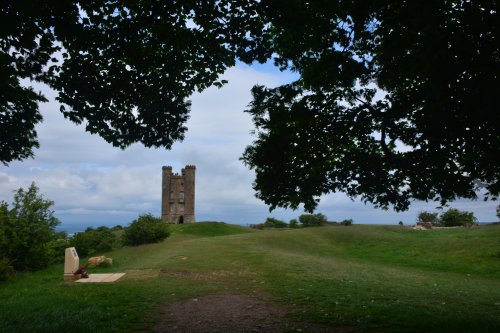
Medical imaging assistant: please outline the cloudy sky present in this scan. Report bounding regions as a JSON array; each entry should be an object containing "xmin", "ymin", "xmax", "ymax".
[{"xmin": 1, "ymin": 63, "xmax": 498, "ymax": 232}]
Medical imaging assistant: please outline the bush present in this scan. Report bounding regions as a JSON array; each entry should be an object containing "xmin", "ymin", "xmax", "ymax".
[
  {"xmin": 0, "ymin": 183, "xmax": 60, "ymax": 271},
  {"xmin": 70, "ymin": 227, "xmax": 118, "ymax": 257},
  {"xmin": 299, "ymin": 213, "xmax": 328, "ymax": 227},
  {"xmin": 289, "ymin": 219, "xmax": 299, "ymax": 228},
  {"xmin": 340, "ymin": 219, "xmax": 353, "ymax": 226},
  {"xmin": 122, "ymin": 214, "xmax": 170, "ymax": 246},
  {"xmin": 440, "ymin": 208, "xmax": 477, "ymax": 227},
  {"xmin": 111, "ymin": 225, "xmax": 123, "ymax": 231},
  {"xmin": 47, "ymin": 231, "xmax": 70, "ymax": 263},
  {"xmin": 263, "ymin": 217, "xmax": 288, "ymax": 228},
  {"xmin": 0, "ymin": 257, "xmax": 14, "ymax": 282},
  {"xmin": 417, "ymin": 211, "xmax": 440, "ymax": 225}
]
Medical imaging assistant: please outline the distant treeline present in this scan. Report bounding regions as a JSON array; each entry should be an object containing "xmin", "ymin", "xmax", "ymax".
[{"xmin": 251, "ymin": 213, "xmax": 353, "ymax": 230}]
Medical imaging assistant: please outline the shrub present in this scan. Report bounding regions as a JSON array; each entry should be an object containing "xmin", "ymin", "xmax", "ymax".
[
  {"xmin": 47, "ymin": 231, "xmax": 70, "ymax": 263},
  {"xmin": 417, "ymin": 211, "xmax": 440, "ymax": 225},
  {"xmin": 289, "ymin": 219, "xmax": 299, "ymax": 228},
  {"xmin": 111, "ymin": 225, "xmax": 123, "ymax": 231},
  {"xmin": 122, "ymin": 214, "xmax": 170, "ymax": 246},
  {"xmin": 70, "ymin": 227, "xmax": 117, "ymax": 257},
  {"xmin": 440, "ymin": 208, "xmax": 477, "ymax": 227},
  {"xmin": 0, "ymin": 257, "xmax": 14, "ymax": 282},
  {"xmin": 0, "ymin": 183, "xmax": 60, "ymax": 271},
  {"xmin": 340, "ymin": 219, "xmax": 353, "ymax": 226},
  {"xmin": 299, "ymin": 213, "xmax": 327, "ymax": 227},
  {"xmin": 263, "ymin": 217, "xmax": 288, "ymax": 228}
]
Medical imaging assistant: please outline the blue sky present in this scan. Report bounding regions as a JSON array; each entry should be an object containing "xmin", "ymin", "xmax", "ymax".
[{"xmin": 0, "ymin": 63, "xmax": 498, "ymax": 232}]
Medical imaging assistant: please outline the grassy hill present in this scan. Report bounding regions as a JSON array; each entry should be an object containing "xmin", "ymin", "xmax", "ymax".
[{"xmin": 0, "ymin": 223, "xmax": 499, "ymax": 332}]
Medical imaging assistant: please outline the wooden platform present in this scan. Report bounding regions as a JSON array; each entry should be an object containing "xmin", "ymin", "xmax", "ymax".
[{"xmin": 75, "ymin": 273, "xmax": 125, "ymax": 283}]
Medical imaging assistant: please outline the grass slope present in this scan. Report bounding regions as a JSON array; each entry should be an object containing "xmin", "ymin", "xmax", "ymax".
[{"xmin": 0, "ymin": 223, "xmax": 499, "ymax": 333}]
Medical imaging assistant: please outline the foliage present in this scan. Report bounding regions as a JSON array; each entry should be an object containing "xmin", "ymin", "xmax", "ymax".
[
  {"xmin": 398, "ymin": 221, "xmax": 403, "ymax": 226},
  {"xmin": 0, "ymin": 257, "xmax": 14, "ymax": 281},
  {"xmin": 122, "ymin": 214, "xmax": 170, "ymax": 246},
  {"xmin": 497, "ymin": 204, "xmax": 500, "ymax": 220},
  {"xmin": 46, "ymin": 231, "xmax": 70, "ymax": 263},
  {"xmin": 263, "ymin": 217, "xmax": 288, "ymax": 228},
  {"xmin": 70, "ymin": 226, "xmax": 117, "ymax": 257},
  {"xmin": 440, "ymin": 208, "xmax": 477, "ymax": 227},
  {"xmin": 289, "ymin": 219, "xmax": 299, "ymax": 228},
  {"xmin": 417, "ymin": 211, "xmax": 441, "ymax": 226},
  {"xmin": 340, "ymin": 219, "xmax": 353, "ymax": 226},
  {"xmin": 3, "ymin": 1, "xmax": 498, "ymax": 212},
  {"xmin": 0, "ymin": 183, "xmax": 60, "ymax": 271},
  {"xmin": 298, "ymin": 213, "xmax": 327, "ymax": 227},
  {"xmin": 241, "ymin": 1, "xmax": 499, "ymax": 212},
  {"xmin": 0, "ymin": 0, "xmax": 270, "ymax": 164}
]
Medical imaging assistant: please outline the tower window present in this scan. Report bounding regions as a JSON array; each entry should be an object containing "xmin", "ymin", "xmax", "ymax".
[{"xmin": 179, "ymin": 191, "xmax": 184, "ymax": 202}]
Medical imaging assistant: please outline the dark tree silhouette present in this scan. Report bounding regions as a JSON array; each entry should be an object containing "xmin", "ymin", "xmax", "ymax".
[
  {"xmin": 0, "ymin": 0, "xmax": 270, "ymax": 164},
  {"xmin": 1, "ymin": 1, "xmax": 498, "ymax": 212},
  {"xmin": 242, "ymin": 0, "xmax": 499, "ymax": 211}
]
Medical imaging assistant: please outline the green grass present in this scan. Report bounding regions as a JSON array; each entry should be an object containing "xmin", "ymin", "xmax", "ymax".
[{"xmin": 1, "ymin": 223, "xmax": 499, "ymax": 332}]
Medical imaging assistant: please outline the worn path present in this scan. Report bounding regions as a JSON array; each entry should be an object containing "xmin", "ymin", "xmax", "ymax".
[{"xmin": 154, "ymin": 293, "xmax": 354, "ymax": 333}]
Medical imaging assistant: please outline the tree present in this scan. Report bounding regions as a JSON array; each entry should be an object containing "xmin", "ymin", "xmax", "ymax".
[
  {"xmin": 299, "ymin": 213, "xmax": 327, "ymax": 227},
  {"xmin": 289, "ymin": 218, "xmax": 299, "ymax": 228},
  {"xmin": 70, "ymin": 226, "xmax": 117, "ymax": 257},
  {"xmin": 340, "ymin": 219, "xmax": 353, "ymax": 226},
  {"xmin": 0, "ymin": 182, "xmax": 60, "ymax": 271},
  {"xmin": 440, "ymin": 208, "xmax": 477, "ymax": 227},
  {"xmin": 0, "ymin": 256, "xmax": 14, "ymax": 281},
  {"xmin": 0, "ymin": 0, "xmax": 270, "ymax": 164},
  {"xmin": 122, "ymin": 214, "xmax": 170, "ymax": 246},
  {"xmin": 263, "ymin": 217, "xmax": 288, "ymax": 228},
  {"xmin": 241, "ymin": 1, "xmax": 499, "ymax": 212},
  {"xmin": 417, "ymin": 211, "xmax": 440, "ymax": 226},
  {"xmin": 497, "ymin": 204, "xmax": 500, "ymax": 220},
  {"xmin": 3, "ymin": 2, "xmax": 498, "ymax": 213}
]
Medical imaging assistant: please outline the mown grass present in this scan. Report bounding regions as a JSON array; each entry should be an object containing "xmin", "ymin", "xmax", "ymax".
[{"xmin": 0, "ymin": 223, "xmax": 499, "ymax": 332}]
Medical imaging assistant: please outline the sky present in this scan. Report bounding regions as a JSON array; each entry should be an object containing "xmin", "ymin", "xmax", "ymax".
[{"xmin": 0, "ymin": 63, "xmax": 498, "ymax": 232}]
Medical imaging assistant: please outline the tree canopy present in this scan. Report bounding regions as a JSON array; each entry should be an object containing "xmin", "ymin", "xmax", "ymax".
[
  {"xmin": 0, "ymin": 182, "xmax": 60, "ymax": 271},
  {"xmin": 1, "ymin": 0, "xmax": 269, "ymax": 164},
  {"xmin": 417, "ymin": 211, "xmax": 440, "ymax": 226},
  {"xmin": 1, "ymin": 1, "xmax": 498, "ymax": 211},
  {"xmin": 241, "ymin": 0, "xmax": 499, "ymax": 211},
  {"xmin": 440, "ymin": 208, "xmax": 477, "ymax": 227}
]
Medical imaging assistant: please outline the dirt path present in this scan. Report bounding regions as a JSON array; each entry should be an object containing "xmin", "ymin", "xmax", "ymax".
[{"xmin": 153, "ymin": 293, "xmax": 351, "ymax": 333}]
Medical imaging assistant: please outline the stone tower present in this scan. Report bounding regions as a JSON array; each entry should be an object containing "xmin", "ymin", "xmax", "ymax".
[{"xmin": 161, "ymin": 165, "xmax": 195, "ymax": 224}]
